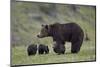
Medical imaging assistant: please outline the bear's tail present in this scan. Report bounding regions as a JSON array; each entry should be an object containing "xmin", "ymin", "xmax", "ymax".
[{"xmin": 84, "ymin": 32, "xmax": 90, "ymax": 41}]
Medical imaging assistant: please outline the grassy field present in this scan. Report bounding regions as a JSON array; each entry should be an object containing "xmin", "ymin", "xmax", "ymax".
[
  {"xmin": 11, "ymin": 40, "xmax": 96, "ymax": 66},
  {"xmin": 11, "ymin": 0, "xmax": 96, "ymax": 66}
]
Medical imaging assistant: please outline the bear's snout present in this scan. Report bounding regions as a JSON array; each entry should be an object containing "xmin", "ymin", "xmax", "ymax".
[{"xmin": 37, "ymin": 34, "xmax": 42, "ymax": 38}]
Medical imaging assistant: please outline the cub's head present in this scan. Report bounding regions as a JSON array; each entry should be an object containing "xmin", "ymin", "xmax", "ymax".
[{"xmin": 37, "ymin": 24, "xmax": 50, "ymax": 38}]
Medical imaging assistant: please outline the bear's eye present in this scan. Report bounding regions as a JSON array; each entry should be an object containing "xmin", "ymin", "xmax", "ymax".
[{"xmin": 41, "ymin": 28, "xmax": 48, "ymax": 34}]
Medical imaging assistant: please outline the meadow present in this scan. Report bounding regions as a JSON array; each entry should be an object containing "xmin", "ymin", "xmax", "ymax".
[
  {"xmin": 12, "ymin": 40, "xmax": 96, "ymax": 65},
  {"xmin": 11, "ymin": 0, "xmax": 96, "ymax": 66}
]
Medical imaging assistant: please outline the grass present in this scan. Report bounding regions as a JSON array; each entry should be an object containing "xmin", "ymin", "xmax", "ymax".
[{"xmin": 11, "ymin": 40, "xmax": 96, "ymax": 66}]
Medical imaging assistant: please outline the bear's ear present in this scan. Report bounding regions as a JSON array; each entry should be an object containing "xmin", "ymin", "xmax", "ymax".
[
  {"xmin": 41, "ymin": 24, "xmax": 49, "ymax": 29},
  {"xmin": 45, "ymin": 25, "xmax": 48, "ymax": 29}
]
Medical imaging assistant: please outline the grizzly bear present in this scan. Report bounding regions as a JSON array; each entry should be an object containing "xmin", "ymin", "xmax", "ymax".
[
  {"xmin": 53, "ymin": 42, "xmax": 65, "ymax": 54},
  {"xmin": 27, "ymin": 44, "xmax": 37, "ymax": 56},
  {"xmin": 38, "ymin": 44, "xmax": 49, "ymax": 54},
  {"xmin": 37, "ymin": 22, "xmax": 84, "ymax": 54}
]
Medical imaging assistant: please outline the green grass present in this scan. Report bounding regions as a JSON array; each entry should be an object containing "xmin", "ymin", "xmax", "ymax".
[{"xmin": 11, "ymin": 40, "xmax": 96, "ymax": 66}]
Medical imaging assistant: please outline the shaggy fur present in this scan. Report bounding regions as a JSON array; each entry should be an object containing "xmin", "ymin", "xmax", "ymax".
[
  {"xmin": 27, "ymin": 44, "xmax": 37, "ymax": 56},
  {"xmin": 38, "ymin": 44, "xmax": 49, "ymax": 54},
  {"xmin": 37, "ymin": 22, "xmax": 84, "ymax": 54}
]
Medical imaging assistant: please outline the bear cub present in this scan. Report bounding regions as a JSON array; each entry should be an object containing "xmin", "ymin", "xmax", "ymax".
[
  {"xmin": 27, "ymin": 44, "xmax": 37, "ymax": 56},
  {"xmin": 38, "ymin": 44, "xmax": 49, "ymax": 54}
]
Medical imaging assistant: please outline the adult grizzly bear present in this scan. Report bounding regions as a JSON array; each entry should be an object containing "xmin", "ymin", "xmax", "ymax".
[
  {"xmin": 37, "ymin": 22, "xmax": 84, "ymax": 53},
  {"xmin": 27, "ymin": 44, "xmax": 37, "ymax": 56},
  {"xmin": 38, "ymin": 44, "xmax": 49, "ymax": 54}
]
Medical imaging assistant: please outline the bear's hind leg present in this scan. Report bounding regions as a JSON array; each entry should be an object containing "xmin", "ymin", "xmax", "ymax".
[
  {"xmin": 71, "ymin": 40, "xmax": 83, "ymax": 53},
  {"xmin": 39, "ymin": 49, "xmax": 44, "ymax": 54}
]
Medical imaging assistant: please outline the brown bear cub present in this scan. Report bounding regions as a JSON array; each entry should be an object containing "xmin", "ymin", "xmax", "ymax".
[
  {"xmin": 37, "ymin": 22, "xmax": 84, "ymax": 54},
  {"xmin": 27, "ymin": 44, "xmax": 37, "ymax": 56},
  {"xmin": 38, "ymin": 44, "xmax": 49, "ymax": 54}
]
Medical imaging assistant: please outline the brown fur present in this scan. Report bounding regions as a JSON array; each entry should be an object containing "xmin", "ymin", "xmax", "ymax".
[{"xmin": 37, "ymin": 22, "xmax": 84, "ymax": 54}]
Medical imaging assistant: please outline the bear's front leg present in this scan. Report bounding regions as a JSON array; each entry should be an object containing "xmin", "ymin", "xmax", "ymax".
[{"xmin": 53, "ymin": 41, "xmax": 65, "ymax": 55}]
